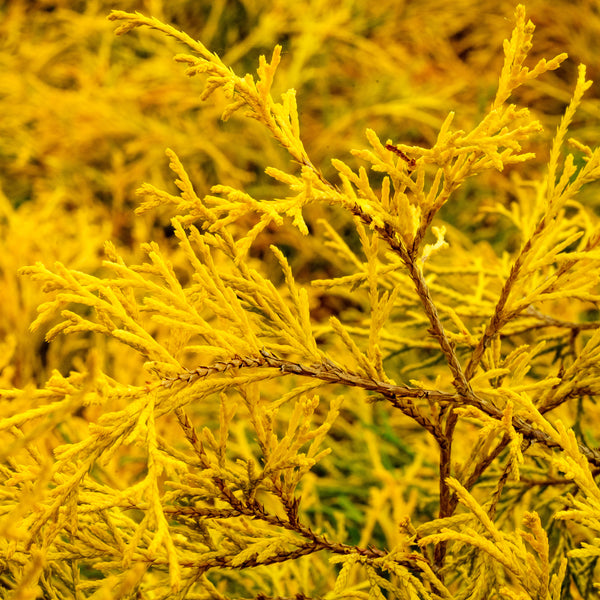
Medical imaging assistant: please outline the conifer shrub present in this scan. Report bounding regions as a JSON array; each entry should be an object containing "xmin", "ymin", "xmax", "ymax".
[{"xmin": 2, "ymin": 3, "xmax": 600, "ymax": 599}]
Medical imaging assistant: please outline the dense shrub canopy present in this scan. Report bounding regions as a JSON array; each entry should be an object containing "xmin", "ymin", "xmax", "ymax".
[{"xmin": 1, "ymin": 1, "xmax": 600, "ymax": 598}]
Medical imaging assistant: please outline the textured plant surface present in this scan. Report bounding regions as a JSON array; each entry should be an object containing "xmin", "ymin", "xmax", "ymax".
[{"xmin": 2, "ymin": 1, "xmax": 600, "ymax": 599}]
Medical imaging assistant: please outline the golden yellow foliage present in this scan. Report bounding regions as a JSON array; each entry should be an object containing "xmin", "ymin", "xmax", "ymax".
[{"xmin": 2, "ymin": 1, "xmax": 600, "ymax": 598}]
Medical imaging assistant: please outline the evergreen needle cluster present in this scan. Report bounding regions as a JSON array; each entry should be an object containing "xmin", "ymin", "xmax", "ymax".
[{"xmin": 2, "ymin": 4, "xmax": 600, "ymax": 599}]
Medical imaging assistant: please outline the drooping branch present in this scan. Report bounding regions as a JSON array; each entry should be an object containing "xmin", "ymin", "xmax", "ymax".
[{"xmin": 166, "ymin": 351, "xmax": 600, "ymax": 468}]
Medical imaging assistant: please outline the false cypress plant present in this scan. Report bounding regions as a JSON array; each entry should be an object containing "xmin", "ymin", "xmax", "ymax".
[{"xmin": 2, "ymin": 4, "xmax": 600, "ymax": 599}]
